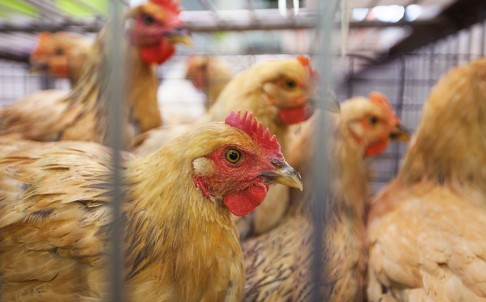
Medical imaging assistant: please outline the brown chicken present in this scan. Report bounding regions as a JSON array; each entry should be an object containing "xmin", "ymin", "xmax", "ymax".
[
  {"xmin": 367, "ymin": 59, "xmax": 486, "ymax": 301},
  {"xmin": 0, "ymin": 0, "xmax": 190, "ymax": 148},
  {"xmin": 243, "ymin": 93, "xmax": 409, "ymax": 302},
  {"xmin": 30, "ymin": 31, "xmax": 92, "ymax": 87},
  {"xmin": 0, "ymin": 111, "xmax": 303, "ymax": 301},
  {"xmin": 131, "ymin": 56, "xmax": 315, "ymax": 237},
  {"xmin": 185, "ymin": 55, "xmax": 234, "ymax": 109}
]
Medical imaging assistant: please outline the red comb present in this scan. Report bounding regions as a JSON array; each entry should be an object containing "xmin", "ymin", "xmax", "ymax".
[
  {"xmin": 369, "ymin": 91, "xmax": 399, "ymax": 123},
  {"xmin": 297, "ymin": 55, "xmax": 309, "ymax": 66},
  {"xmin": 31, "ymin": 33, "xmax": 51, "ymax": 58},
  {"xmin": 149, "ymin": 0, "xmax": 181, "ymax": 15},
  {"xmin": 225, "ymin": 111, "xmax": 281, "ymax": 154},
  {"xmin": 297, "ymin": 55, "xmax": 317, "ymax": 79}
]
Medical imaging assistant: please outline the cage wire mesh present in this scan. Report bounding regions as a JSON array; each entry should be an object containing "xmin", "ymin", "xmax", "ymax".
[
  {"xmin": 338, "ymin": 18, "xmax": 486, "ymax": 193},
  {"xmin": 0, "ymin": 0, "xmax": 486, "ymax": 300}
]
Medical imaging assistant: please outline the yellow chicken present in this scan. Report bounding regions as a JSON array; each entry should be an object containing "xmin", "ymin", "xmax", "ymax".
[
  {"xmin": 0, "ymin": 111, "xmax": 302, "ymax": 301},
  {"xmin": 243, "ymin": 93, "xmax": 409, "ymax": 301}
]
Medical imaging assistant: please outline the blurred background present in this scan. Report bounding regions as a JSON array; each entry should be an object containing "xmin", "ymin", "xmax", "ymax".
[{"xmin": 1, "ymin": 0, "xmax": 485, "ymax": 191}]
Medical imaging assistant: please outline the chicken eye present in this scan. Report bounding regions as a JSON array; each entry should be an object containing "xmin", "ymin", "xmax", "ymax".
[
  {"xmin": 369, "ymin": 116, "xmax": 379, "ymax": 125},
  {"xmin": 54, "ymin": 48, "xmax": 64, "ymax": 56},
  {"xmin": 225, "ymin": 149, "xmax": 241, "ymax": 164},
  {"xmin": 285, "ymin": 80, "xmax": 297, "ymax": 89},
  {"xmin": 142, "ymin": 14, "xmax": 155, "ymax": 25}
]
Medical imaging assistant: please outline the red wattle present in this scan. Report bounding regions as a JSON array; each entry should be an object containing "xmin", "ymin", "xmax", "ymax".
[
  {"xmin": 278, "ymin": 103, "xmax": 312, "ymax": 125},
  {"xmin": 365, "ymin": 139, "xmax": 389, "ymax": 157},
  {"xmin": 223, "ymin": 183, "xmax": 268, "ymax": 216},
  {"xmin": 140, "ymin": 40, "xmax": 175, "ymax": 65}
]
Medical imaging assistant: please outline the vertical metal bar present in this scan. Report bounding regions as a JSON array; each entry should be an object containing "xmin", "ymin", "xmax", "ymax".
[
  {"xmin": 454, "ymin": 33, "xmax": 460, "ymax": 67},
  {"xmin": 481, "ymin": 20, "xmax": 486, "ymax": 56},
  {"xmin": 447, "ymin": 35, "xmax": 455, "ymax": 70},
  {"xmin": 311, "ymin": 0, "xmax": 337, "ymax": 301},
  {"xmin": 106, "ymin": 0, "xmax": 126, "ymax": 301},
  {"xmin": 346, "ymin": 56, "xmax": 354, "ymax": 99},
  {"xmin": 393, "ymin": 56, "xmax": 406, "ymax": 174},
  {"xmin": 465, "ymin": 28, "xmax": 472, "ymax": 62},
  {"xmin": 428, "ymin": 44, "xmax": 435, "ymax": 83}
]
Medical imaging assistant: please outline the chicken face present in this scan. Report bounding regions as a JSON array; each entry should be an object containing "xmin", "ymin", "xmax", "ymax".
[
  {"xmin": 192, "ymin": 111, "xmax": 303, "ymax": 216},
  {"xmin": 341, "ymin": 92, "xmax": 410, "ymax": 157},
  {"xmin": 126, "ymin": 0, "xmax": 191, "ymax": 64},
  {"xmin": 30, "ymin": 32, "xmax": 87, "ymax": 78},
  {"xmin": 30, "ymin": 33, "xmax": 64, "ymax": 76},
  {"xmin": 262, "ymin": 56, "xmax": 316, "ymax": 125}
]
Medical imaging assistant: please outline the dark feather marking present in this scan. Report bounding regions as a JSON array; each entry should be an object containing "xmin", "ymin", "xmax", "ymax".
[
  {"xmin": 381, "ymin": 283, "xmax": 388, "ymax": 294},
  {"xmin": 29, "ymin": 209, "xmax": 54, "ymax": 220},
  {"xmin": 21, "ymin": 183, "xmax": 31, "ymax": 191},
  {"xmin": 438, "ymin": 172, "xmax": 446, "ymax": 185},
  {"xmin": 125, "ymin": 223, "xmax": 158, "ymax": 280},
  {"xmin": 45, "ymin": 166, "xmax": 70, "ymax": 172}
]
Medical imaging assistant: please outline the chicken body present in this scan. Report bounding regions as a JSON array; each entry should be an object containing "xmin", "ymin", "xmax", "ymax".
[
  {"xmin": 185, "ymin": 55, "xmax": 234, "ymax": 109},
  {"xmin": 243, "ymin": 94, "xmax": 409, "ymax": 302},
  {"xmin": 0, "ymin": 111, "xmax": 302, "ymax": 301},
  {"xmin": 0, "ymin": 0, "xmax": 189, "ymax": 148},
  {"xmin": 367, "ymin": 58, "xmax": 486, "ymax": 301},
  {"xmin": 30, "ymin": 31, "xmax": 92, "ymax": 87}
]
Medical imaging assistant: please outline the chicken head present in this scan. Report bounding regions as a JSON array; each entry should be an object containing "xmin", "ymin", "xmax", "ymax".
[
  {"xmin": 126, "ymin": 0, "xmax": 191, "ymax": 64},
  {"xmin": 193, "ymin": 111, "xmax": 303, "ymax": 216},
  {"xmin": 340, "ymin": 91, "xmax": 409, "ymax": 157}
]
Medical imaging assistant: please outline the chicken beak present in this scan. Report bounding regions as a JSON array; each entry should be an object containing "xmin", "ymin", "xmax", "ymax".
[
  {"xmin": 167, "ymin": 27, "xmax": 193, "ymax": 46},
  {"xmin": 390, "ymin": 123, "xmax": 411, "ymax": 142},
  {"xmin": 261, "ymin": 160, "xmax": 304, "ymax": 191}
]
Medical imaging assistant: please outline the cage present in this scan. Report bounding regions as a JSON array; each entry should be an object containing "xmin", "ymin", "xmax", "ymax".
[{"xmin": 0, "ymin": 0, "xmax": 486, "ymax": 301}]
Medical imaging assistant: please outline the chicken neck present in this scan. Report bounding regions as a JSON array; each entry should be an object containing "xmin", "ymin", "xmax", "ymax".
[{"xmin": 121, "ymin": 146, "xmax": 242, "ymax": 300}]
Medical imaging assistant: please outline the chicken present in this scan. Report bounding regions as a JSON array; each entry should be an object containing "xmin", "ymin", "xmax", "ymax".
[
  {"xmin": 0, "ymin": 111, "xmax": 303, "ymax": 302},
  {"xmin": 131, "ymin": 56, "xmax": 315, "ymax": 237},
  {"xmin": 132, "ymin": 56, "xmax": 315, "ymax": 155},
  {"xmin": 0, "ymin": 33, "xmax": 93, "ymax": 129},
  {"xmin": 0, "ymin": 0, "xmax": 190, "ymax": 148},
  {"xmin": 185, "ymin": 55, "xmax": 234, "ymax": 109},
  {"xmin": 367, "ymin": 59, "xmax": 486, "ymax": 301},
  {"xmin": 243, "ymin": 93, "xmax": 409, "ymax": 302},
  {"xmin": 30, "ymin": 31, "xmax": 92, "ymax": 87}
]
